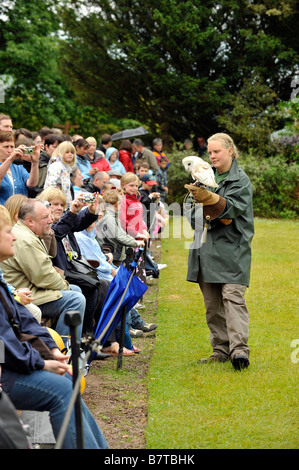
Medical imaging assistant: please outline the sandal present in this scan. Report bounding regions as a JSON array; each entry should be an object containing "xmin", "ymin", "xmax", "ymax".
[
  {"xmin": 132, "ymin": 346, "xmax": 141, "ymax": 354},
  {"xmin": 102, "ymin": 344, "xmax": 134, "ymax": 356}
]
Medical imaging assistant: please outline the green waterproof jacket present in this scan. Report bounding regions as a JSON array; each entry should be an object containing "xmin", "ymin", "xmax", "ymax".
[{"xmin": 186, "ymin": 158, "xmax": 254, "ymax": 286}]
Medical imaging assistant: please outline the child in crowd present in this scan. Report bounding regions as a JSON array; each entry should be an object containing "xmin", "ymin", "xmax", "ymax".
[
  {"xmin": 156, "ymin": 156, "xmax": 169, "ymax": 202},
  {"xmin": 119, "ymin": 172, "xmax": 150, "ymax": 241},
  {"xmin": 44, "ymin": 141, "xmax": 76, "ymax": 206},
  {"xmin": 135, "ymin": 161, "xmax": 150, "ymax": 180},
  {"xmin": 96, "ymin": 189, "xmax": 144, "ymax": 266},
  {"xmin": 97, "ymin": 189, "xmax": 157, "ymax": 337}
]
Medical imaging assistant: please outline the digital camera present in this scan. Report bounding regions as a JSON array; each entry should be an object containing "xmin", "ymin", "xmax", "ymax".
[
  {"xmin": 24, "ymin": 146, "xmax": 34, "ymax": 154},
  {"xmin": 82, "ymin": 194, "xmax": 95, "ymax": 204}
]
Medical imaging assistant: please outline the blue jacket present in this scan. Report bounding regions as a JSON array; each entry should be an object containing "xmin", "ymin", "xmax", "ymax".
[
  {"xmin": 76, "ymin": 154, "xmax": 92, "ymax": 181},
  {"xmin": 0, "ymin": 280, "xmax": 57, "ymax": 393},
  {"xmin": 51, "ymin": 207, "xmax": 98, "ymax": 271},
  {"xmin": 0, "ymin": 162, "xmax": 30, "ymax": 205}
]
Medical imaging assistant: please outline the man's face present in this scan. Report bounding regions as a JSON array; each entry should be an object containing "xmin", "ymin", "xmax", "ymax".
[
  {"xmin": 45, "ymin": 141, "xmax": 59, "ymax": 156},
  {"xmin": 0, "ymin": 140, "xmax": 15, "ymax": 161},
  {"xmin": 28, "ymin": 203, "xmax": 53, "ymax": 237},
  {"xmin": 0, "ymin": 119, "xmax": 13, "ymax": 132},
  {"xmin": 93, "ymin": 173, "xmax": 110, "ymax": 190}
]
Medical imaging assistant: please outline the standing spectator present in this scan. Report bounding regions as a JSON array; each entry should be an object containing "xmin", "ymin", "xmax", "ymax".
[
  {"xmin": 97, "ymin": 133, "xmax": 112, "ymax": 154},
  {"xmin": 118, "ymin": 139, "xmax": 135, "ymax": 173},
  {"xmin": 82, "ymin": 171, "xmax": 110, "ymax": 194},
  {"xmin": 86, "ymin": 137, "xmax": 111, "ymax": 172},
  {"xmin": 0, "ymin": 131, "xmax": 40, "ymax": 205},
  {"xmin": 105, "ymin": 147, "xmax": 126, "ymax": 175},
  {"xmin": 44, "ymin": 141, "xmax": 76, "ymax": 206},
  {"xmin": 156, "ymin": 157, "xmax": 169, "ymax": 202},
  {"xmin": 74, "ymin": 138, "xmax": 93, "ymax": 183},
  {"xmin": 0, "ymin": 114, "xmax": 13, "ymax": 132},
  {"xmin": 30, "ymin": 133, "xmax": 64, "ymax": 197},
  {"xmin": 132, "ymin": 139, "xmax": 158, "ymax": 175},
  {"xmin": 152, "ymin": 138, "xmax": 169, "ymax": 166}
]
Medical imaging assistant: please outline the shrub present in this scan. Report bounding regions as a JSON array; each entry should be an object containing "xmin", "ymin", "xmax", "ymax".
[{"xmin": 166, "ymin": 147, "xmax": 299, "ymax": 219}]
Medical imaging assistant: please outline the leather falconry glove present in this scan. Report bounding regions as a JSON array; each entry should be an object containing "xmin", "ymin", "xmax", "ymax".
[{"xmin": 184, "ymin": 184, "xmax": 231, "ymax": 224}]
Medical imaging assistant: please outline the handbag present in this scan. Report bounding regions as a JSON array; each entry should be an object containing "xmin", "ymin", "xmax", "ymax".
[
  {"xmin": 0, "ymin": 291, "xmax": 55, "ymax": 360},
  {"xmin": 65, "ymin": 257, "xmax": 100, "ymax": 289}
]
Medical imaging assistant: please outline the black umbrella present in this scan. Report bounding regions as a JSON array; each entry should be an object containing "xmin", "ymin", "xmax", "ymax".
[{"xmin": 111, "ymin": 126, "xmax": 148, "ymax": 142}]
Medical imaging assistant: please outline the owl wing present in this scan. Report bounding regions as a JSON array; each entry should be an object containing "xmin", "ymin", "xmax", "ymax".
[{"xmin": 191, "ymin": 162, "xmax": 218, "ymax": 188}]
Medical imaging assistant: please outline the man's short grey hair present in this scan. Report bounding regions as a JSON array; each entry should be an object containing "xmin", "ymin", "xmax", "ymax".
[
  {"xmin": 18, "ymin": 198, "xmax": 42, "ymax": 221},
  {"xmin": 132, "ymin": 139, "xmax": 144, "ymax": 146}
]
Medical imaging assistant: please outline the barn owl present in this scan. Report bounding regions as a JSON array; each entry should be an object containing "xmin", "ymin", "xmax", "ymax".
[{"xmin": 182, "ymin": 156, "xmax": 218, "ymax": 188}]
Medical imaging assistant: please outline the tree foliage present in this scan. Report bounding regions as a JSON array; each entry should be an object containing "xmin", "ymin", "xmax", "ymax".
[
  {"xmin": 59, "ymin": 0, "xmax": 299, "ymax": 140},
  {"xmin": 0, "ymin": 0, "xmax": 77, "ymax": 129}
]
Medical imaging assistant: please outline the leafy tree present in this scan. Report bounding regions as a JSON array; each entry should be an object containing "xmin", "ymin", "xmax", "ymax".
[
  {"xmin": 0, "ymin": 0, "xmax": 76, "ymax": 130},
  {"xmin": 59, "ymin": 0, "xmax": 299, "ymax": 141}
]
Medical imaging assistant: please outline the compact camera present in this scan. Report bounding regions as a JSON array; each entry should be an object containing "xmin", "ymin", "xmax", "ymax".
[
  {"xmin": 24, "ymin": 146, "xmax": 34, "ymax": 154},
  {"xmin": 82, "ymin": 194, "xmax": 95, "ymax": 204}
]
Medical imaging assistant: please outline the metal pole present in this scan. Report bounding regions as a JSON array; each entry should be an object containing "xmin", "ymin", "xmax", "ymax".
[
  {"xmin": 117, "ymin": 305, "xmax": 127, "ymax": 371},
  {"xmin": 64, "ymin": 310, "xmax": 84, "ymax": 449}
]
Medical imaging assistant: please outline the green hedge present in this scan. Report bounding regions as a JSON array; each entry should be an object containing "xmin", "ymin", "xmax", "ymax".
[{"xmin": 166, "ymin": 149, "xmax": 299, "ymax": 219}]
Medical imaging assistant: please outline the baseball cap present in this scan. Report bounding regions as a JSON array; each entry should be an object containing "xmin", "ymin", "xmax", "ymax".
[{"xmin": 141, "ymin": 174, "xmax": 156, "ymax": 185}]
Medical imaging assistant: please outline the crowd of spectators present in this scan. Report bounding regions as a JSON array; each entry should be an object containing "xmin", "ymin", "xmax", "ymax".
[{"xmin": 0, "ymin": 113, "xmax": 171, "ymax": 448}]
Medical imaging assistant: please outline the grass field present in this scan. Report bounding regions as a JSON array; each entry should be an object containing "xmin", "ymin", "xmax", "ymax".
[{"xmin": 146, "ymin": 217, "xmax": 299, "ymax": 449}]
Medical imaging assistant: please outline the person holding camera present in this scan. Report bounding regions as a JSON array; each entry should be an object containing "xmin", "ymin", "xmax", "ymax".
[{"xmin": 0, "ymin": 131, "xmax": 40, "ymax": 205}]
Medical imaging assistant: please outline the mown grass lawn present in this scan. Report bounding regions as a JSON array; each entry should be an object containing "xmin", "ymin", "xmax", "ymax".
[{"xmin": 146, "ymin": 217, "xmax": 298, "ymax": 449}]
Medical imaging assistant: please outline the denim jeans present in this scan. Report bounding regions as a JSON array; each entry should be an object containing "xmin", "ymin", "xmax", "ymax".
[
  {"xmin": 9, "ymin": 371, "xmax": 108, "ymax": 449},
  {"xmin": 126, "ymin": 307, "xmax": 145, "ymax": 331},
  {"xmin": 39, "ymin": 285, "xmax": 86, "ymax": 344}
]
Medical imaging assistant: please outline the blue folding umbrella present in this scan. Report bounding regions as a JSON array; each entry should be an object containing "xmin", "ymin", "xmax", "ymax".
[{"xmin": 91, "ymin": 248, "xmax": 148, "ymax": 366}]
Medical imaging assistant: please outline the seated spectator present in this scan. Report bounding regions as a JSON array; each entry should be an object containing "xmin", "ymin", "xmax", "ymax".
[
  {"xmin": 105, "ymin": 147, "xmax": 126, "ymax": 175},
  {"xmin": 0, "ymin": 131, "xmax": 40, "ymax": 205},
  {"xmin": 44, "ymin": 141, "xmax": 77, "ymax": 206},
  {"xmin": 86, "ymin": 136, "xmax": 111, "ymax": 172},
  {"xmin": 82, "ymin": 170, "xmax": 110, "ymax": 194},
  {"xmin": 0, "ymin": 204, "xmax": 108, "ymax": 450},
  {"xmin": 0, "ymin": 199, "xmax": 86, "ymax": 344},
  {"xmin": 37, "ymin": 188, "xmax": 110, "ymax": 336},
  {"xmin": 74, "ymin": 221, "xmax": 117, "ymax": 282},
  {"xmin": 118, "ymin": 139, "xmax": 135, "ymax": 173},
  {"xmin": 74, "ymin": 138, "xmax": 93, "ymax": 183}
]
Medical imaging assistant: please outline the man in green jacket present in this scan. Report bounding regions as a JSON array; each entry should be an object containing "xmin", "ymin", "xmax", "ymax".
[
  {"xmin": 0, "ymin": 198, "xmax": 86, "ymax": 343},
  {"xmin": 185, "ymin": 133, "xmax": 254, "ymax": 370}
]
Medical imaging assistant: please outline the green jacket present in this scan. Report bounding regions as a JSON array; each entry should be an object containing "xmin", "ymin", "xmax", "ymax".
[
  {"xmin": 0, "ymin": 221, "xmax": 69, "ymax": 305},
  {"xmin": 186, "ymin": 158, "xmax": 254, "ymax": 286}
]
